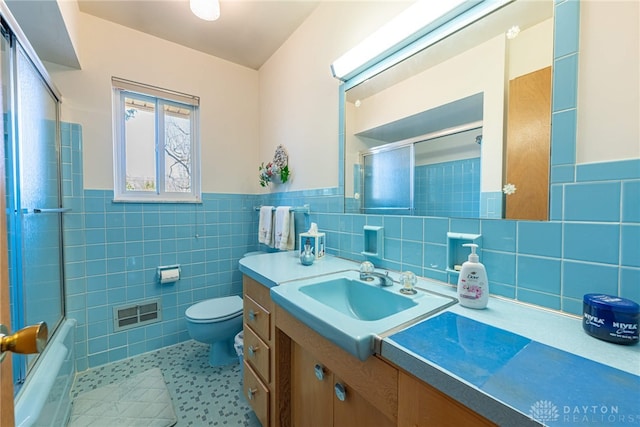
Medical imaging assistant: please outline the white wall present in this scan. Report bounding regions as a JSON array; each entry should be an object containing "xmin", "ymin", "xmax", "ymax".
[
  {"xmin": 508, "ymin": 18, "xmax": 553, "ymax": 80},
  {"xmin": 577, "ymin": 0, "xmax": 640, "ymax": 163},
  {"xmin": 258, "ymin": 1, "xmax": 411, "ymax": 192},
  {"xmin": 56, "ymin": 0, "xmax": 82, "ymax": 66},
  {"xmin": 47, "ymin": 11, "xmax": 260, "ymax": 194}
]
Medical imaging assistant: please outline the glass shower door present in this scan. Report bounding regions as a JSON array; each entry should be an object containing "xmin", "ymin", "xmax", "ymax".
[
  {"xmin": 3, "ymin": 30, "xmax": 65, "ymax": 389},
  {"xmin": 15, "ymin": 43, "xmax": 64, "ymax": 334},
  {"xmin": 362, "ymin": 144, "xmax": 414, "ymax": 215}
]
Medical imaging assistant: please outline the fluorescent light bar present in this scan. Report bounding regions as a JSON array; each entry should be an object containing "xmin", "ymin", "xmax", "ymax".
[
  {"xmin": 331, "ymin": 0, "xmax": 466, "ymax": 80},
  {"xmin": 190, "ymin": 0, "xmax": 220, "ymax": 21}
]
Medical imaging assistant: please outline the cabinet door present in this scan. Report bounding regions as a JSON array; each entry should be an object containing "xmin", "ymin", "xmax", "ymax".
[
  {"xmin": 333, "ymin": 375, "xmax": 395, "ymax": 427},
  {"xmin": 398, "ymin": 371, "xmax": 496, "ymax": 426},
  {"xmin": 291, "ymin": 342, "xmax": 333, "ymax": 427}
]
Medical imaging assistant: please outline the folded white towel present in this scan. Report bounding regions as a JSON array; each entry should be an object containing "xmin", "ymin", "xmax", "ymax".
[
  {"xmin": 258, "ymin": 206, "xmax": 274, "ymax": 246},
  {"xmin": 274, "ymin": 206, "xmax": 295, "ymax": 251}
]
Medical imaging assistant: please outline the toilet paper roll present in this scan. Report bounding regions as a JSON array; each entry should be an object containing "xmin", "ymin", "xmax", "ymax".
[{"xmin": 159, "ymin": 268, "xmax": 180, "ymax": 284}]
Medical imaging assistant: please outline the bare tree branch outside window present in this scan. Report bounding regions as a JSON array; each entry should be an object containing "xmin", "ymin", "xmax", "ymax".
[{"xmin": 164, "ymin": 115, "xmax": 191, "ymax": 192}]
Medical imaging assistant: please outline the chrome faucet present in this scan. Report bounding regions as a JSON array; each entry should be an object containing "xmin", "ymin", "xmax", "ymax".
[{"xmin": 360, "ymin": 270, "xmax": 394, "ymax": 287}]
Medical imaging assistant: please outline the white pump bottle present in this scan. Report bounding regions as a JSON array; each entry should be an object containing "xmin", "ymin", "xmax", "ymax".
[{"xmin": 456, "ymin": 243, "xmax": 489, "ymax": 309}]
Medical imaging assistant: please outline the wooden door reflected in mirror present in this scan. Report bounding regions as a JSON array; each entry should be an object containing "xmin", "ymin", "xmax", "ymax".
[{"xmin": 504, "ymin": 66, "xmax": 551, "ymax": 220}]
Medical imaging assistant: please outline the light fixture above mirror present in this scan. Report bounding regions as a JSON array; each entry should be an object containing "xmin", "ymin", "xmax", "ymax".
[
  {"xmin": 190, "ymin": 0, "xmax": 220, "ymax": 21},
  {"xmin": 331, "ymin": 0, "xmax": 515, "ymax": 82},
  {"xmin": 330, "ymin": 0, "xmax": 473, "ymax": 80}
]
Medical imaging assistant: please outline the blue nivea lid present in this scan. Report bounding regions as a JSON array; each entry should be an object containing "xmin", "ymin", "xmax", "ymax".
[{"xmin": 583, "ymin": 294, "xmax": 640, "ymax": 314}]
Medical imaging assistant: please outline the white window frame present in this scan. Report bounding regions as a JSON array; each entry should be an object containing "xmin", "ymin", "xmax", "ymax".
[{"xmin": 112, "ymin": 77, "xmax": 201, "ymax": 203}]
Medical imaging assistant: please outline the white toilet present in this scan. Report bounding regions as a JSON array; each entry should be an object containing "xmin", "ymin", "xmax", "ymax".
[{"xmin": 185, "ymin": 295, "xmax": 243, "ymax": 367}]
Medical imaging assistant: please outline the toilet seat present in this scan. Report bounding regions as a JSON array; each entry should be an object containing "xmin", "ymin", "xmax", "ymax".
[{"xmin": 185, "ymin": 296, "xmax": 243, "ymax": 324}]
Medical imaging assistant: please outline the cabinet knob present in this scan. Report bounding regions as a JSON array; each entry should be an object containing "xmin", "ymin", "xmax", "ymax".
[
  {"xmin": 248, "ymin": 345, "xmax": 259, "ymax": 357},
  {"xmin": 248, "ymin": 309, "xmax": 258, "ymax": 321},
  {"xmin": 314, "ymin": 363, "xmax": 325, "ymax": 381},
  {"xmin": 334, "ymin": 383, "xmax": 346, "ymax": 402},
  {"xmin": 247, "ymin": 387, "xmax": 257, "ymax": 400}
]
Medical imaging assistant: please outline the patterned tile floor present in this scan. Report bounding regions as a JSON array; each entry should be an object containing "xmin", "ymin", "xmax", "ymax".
[{"xmin": 70, "ymin": 340, "xmax": 261, "ymax": 426}]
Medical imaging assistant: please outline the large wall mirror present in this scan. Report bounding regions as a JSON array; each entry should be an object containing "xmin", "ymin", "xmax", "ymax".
[{"xmin": 342, "ymin": 0, "xmax": 554, "ymax": 220}]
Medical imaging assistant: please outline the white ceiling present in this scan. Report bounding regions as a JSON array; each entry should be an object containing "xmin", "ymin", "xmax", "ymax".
[
  {"xmin": 77, "ymin": 0, "xmax": 320, "ymax": 70},
  {"xmin": 7, "ymin": 0, "xmax": 321, "ymax": 70}
]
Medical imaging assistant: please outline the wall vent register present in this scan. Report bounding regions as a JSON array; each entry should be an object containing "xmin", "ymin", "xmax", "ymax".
[{"xmin": 113, "ymin": 299, "xmax": 162, "ymax": 332}]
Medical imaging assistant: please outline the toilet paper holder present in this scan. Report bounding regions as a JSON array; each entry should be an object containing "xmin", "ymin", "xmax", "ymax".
[{"xmin": 157, "ymin": 264, "xmax": 181, "ymax": 284}]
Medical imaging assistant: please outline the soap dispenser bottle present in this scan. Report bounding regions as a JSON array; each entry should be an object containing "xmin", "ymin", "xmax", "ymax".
[{"xmin": 457, "ymin": 243, "xmax": 489, "ymax": 309}]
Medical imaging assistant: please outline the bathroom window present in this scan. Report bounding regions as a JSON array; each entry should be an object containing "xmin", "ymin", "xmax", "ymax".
[{"xmin": 112, "ymin": 77, "xmax": 201, "ymax": 202}]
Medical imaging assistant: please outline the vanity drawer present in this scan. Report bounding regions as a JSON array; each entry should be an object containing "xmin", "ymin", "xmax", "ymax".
[
  {"xmin": 244, "ymin": 324, "xmax": 270, "ymax": 383},
  {"xmin": 244, "ymin": 361, "xmax": 270, "ymax": 427},
  {"xmin": 243, "ymin": 275, "xmax": 272, "ymax": 309},
  {"xmin": 244, "ymin": 295, "xmax": 270, "ymax": 341}
]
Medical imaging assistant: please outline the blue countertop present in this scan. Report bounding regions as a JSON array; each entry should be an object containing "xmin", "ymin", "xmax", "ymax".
[
  {"xmin": 240, "ymin": 252, "xmax": 640, "ymax": 426},
  {"xmin": 239, "ymin": 251, "xmax": 357, "ymax": 288},
  {"xmin": 387, "ymin": 311, "xmax": 640, "ymax": 426}
]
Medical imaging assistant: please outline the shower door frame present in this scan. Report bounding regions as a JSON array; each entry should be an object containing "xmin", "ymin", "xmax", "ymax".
[{"xmin": 0, "ymin": 1, "xmax": 66, "ymax": 396}]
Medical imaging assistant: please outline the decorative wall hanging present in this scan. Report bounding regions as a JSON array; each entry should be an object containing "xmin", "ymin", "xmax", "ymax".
[{"xmin": 259, "ymin": 145, "xmax": 290, "ymax": 187}]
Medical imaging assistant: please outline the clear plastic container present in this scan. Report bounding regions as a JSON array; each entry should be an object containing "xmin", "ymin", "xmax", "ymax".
[{"xmin": 234, "ymin": 331, "xmax": 244, "ymax": 379}]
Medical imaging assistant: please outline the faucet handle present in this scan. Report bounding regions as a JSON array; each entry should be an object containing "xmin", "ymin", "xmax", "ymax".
[
  {"xmin": 359, "ymin": 261, "xmax": 375, "ymax": 280},
  {"xmin": 399, "ymin": 271, "xmax": 417, "ymax": 295}
]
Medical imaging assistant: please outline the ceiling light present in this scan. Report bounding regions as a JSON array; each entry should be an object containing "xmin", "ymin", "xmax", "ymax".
[
  {"xmin": 331, "ymin": 0, "xmax": 468, "ymax": 81},
  {"xmin": 190, "ymin": 0, "xmax": 220, "ymax": 21}
]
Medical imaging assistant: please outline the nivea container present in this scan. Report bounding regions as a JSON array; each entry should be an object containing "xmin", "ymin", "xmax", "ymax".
[{"xmin": 583, "ymin": 294, "xmax": 639, "ymax": 345}]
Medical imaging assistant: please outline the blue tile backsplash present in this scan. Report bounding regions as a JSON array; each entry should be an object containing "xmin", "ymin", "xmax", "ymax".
[{"xmin": 414, "ymin": 158, "xmax": 480, "ymax": 218}]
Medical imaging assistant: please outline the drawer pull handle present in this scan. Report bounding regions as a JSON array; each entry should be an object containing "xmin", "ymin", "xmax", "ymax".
[
  {"xmin": 334, "ymin": 383, "xmax": 346, "ymax": 402},
  {"xmin": 248, "ymin": 345, "xmax": 259, "ymax": 356},
  {"xmin": 314, "ymin": 364, "xmax": 325, "ymax": 381},
  {"xmin": 248, "ymin": 309, "xmax": 258, "ymax": 321},
  {"xmin": 247, "ymin": 387, "xmax": 257, "ymax": 400}
]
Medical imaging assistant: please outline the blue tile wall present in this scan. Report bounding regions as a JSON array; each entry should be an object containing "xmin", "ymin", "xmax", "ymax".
[
  {"xmin": 480, "ymin": 191, "xmax": 503, "ymax": 219},
  {"xmin": 550, "ymin": 110, "xmax": 577, "ymax": 166},
  {"xmin": 414, "ymin": 158, "xmax": 480, "ymax": 218},
  {"xmin": 61, "ymin": 124, "xmax": 263, "ymax": 370},
  {"xmin": 622, "ymin": 180, "xmax": 640, "ymax": 222},
  {"xmin": 564, "ymin": 182, "xmax": 621, "ymax": 221},
  {"xmin": 554, "ymin": 0, "xmax": 581, "ymax": 58},
  {"xmin": 62, "ymin": 140, "xmax": 638, "ymax": 371},
  {"xmin": 517, "ymin": 222, "xmax": 561, "ymax": 258}
]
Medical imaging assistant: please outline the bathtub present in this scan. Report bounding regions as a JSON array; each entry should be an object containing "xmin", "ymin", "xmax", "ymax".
[{"xmin": 14, "ymin": 318, "xmax": 76, "ymax": 427}]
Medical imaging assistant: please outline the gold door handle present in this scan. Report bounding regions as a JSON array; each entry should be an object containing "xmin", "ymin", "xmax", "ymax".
[{"xmin": 0, "ymin": 322, "xmax": 48, "ymax": 362}]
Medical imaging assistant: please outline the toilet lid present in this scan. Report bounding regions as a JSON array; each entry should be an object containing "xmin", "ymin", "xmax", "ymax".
[{"xmin": 185, "ymin": 296, "xmax": 243, "ymax": 322}]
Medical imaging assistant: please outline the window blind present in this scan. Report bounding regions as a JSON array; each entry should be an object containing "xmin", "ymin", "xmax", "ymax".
[{"xmin": 111, "ymin": 76, "xmax": 199, "ymax": 106}]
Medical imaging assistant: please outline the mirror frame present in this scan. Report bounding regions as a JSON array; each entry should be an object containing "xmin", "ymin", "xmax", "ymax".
[{"xmin": 338, "ymin": 0, "xmax": 581, "ymax": 222}]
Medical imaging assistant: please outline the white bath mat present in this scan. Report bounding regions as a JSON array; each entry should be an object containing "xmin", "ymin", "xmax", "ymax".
[{"xmin": 68, "ymin": 367, "xmax": 177, "ymax": 427}]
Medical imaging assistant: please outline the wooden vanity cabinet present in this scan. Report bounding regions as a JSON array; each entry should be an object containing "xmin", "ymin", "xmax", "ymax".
[
  {"xmin": 244, "ymin": 274, "xmax": 497, "ymax": 427},
  {"xmin": 291, "ymin": 341, "xmax": 395, "ymax": 427},
  {"xmin": 275, "ymin": 305, "xmax": 397, "ymax": 427},
  {"xmin": 397, "ymin": 371, "xmax": 497, "ymax": 427},
  {"xmin": 243, "ymin": 275, "xmax": 276, "ymax": 427}
]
